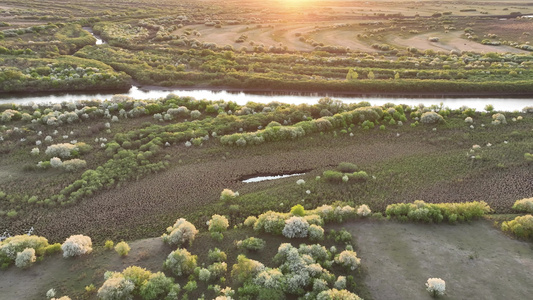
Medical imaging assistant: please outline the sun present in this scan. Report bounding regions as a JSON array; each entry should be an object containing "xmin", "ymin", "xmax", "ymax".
[{"xmin": 277, "ymin": 0, "xmax": 316, "ymax": 6}]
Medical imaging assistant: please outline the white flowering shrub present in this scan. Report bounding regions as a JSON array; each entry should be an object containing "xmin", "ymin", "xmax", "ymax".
[
  {"xmin": 61, "ymin": 235, "xmax": 92, "ymax": 258},
  {"xmin": 356, "ymin": 204, "xmax": 371, "ymax": 217},
  {"xmin": 254, "ymin": 268, "xmax": 285, "ymax": 289},
  {"xmin": 190, "ymin": 110, "xmax": 201, "ymax": 119},
  {"xmin": 45, "ymin": 143, "xmax": 78, "ymax": 158},
  {"xmin": 464, "ymin": 117, "xmax": 473, "ymax": 123},
  {"xmin": 51, "ymin": 297, "xmax": 71, "ymax": 300},
  {"xmin": 97, "ymin": 272, "xmax": 135, "ymax": 300},
  {"xmin": 304, "ymin": 214, "xmax": 324, "ymax": 226},
  {"xmin": 220, "ymin": 189, "xmax": 237, "ymax": 202},
  {"xmin": 50, "ymin": 157, "xmax": 63, "ymax": 168},
  {"xmin": 46, "ymin": 288, "xmax": 56, "ymax": 299},
  {"xmin": 296, "ymin": 179, "xmax": 306, "ymax": 185},
  {"xmin": 62, "ymin": 159, "xmax": 87, "ymax": 172},
  {"xmin": 207, "ymin": 262, "xmax": 227, "ymax": 279},
  {"xmin": 15, "ymin": 248, "xmax": 36, "ymax": 268},
  {"xmin": 492, "ymin": 113, "xmax": 507, "ymax": 125},
  {"xmin": 282, "ymin": 216, "xmax": 310, "ymax": 238},
  {"xmin": 31, "ymin": 148, "xmax": 40, "ymax": 155},
  {"xmin": 317, "ymin": 289, "xmax": 362, "ymax": 300},
  {"xmin": 426, "ymin": 278, "xmax": 446, "ymax": 297},
  {"xmin": 209, "ymin": 215, "xmax": 229, "ymax": 233},
  {"xmin": 198, "ymin": 268, "xmax": 211, "ymax": 282},
  {"xmin": 163, "ymin": 248, "xmax": 197, "ymax": 276},
  {"xmin": 315, "ymin": 205, "xmax": 334, "ymax": 221},
  {"xmin": 45, "ymin": 135, "xmax": 53, "ymax": 142},
  {"xmin": 334, "ymin": 276, "xmax": 346, "ymax": 290},
  {"xmin": 285, "ymin": 272, "xmax": 311, "ymax": 294},
  {"xmin": 254, "ymin": 211, "xmax": 288, "ymax": 234},
  {"xmin": 312, "ymin": 278, "xmax": 329, "ymax": 293},
  {"xmin": 161, "ymin": 218, "xmax": 198, "ymax": 247},
  {"xmin": 335, "ymin": 250, "xmax": 361, "ymax": 271},
  {"xmin": 512, "ymin": 197, "xmax": 533, "ymax": 213},
  {"xmin": 420, "ymin": 112, "xmax": 444, "ymax": 124},
  {"xmin": 308, "ymin": 224, "xmax": 325, "ymax": 241},
  {"xmin": 153, "ymin": 113, "xmax": 163, "ymax": 121}
]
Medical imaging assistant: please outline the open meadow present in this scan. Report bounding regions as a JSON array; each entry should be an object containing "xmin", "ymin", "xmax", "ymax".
[{"xmin": 1, "ymin": 0, "xmax": 533, "ymax": 299}]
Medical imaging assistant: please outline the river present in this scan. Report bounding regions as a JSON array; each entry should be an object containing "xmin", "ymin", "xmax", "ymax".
[{"xmin": 0, "ymin": 86, "xmax": 531, "ymax": 111}]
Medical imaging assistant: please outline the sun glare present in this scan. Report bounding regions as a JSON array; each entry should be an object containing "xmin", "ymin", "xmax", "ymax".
[{"xmin": 278, "ymin": 0, "xmax": 316, "ymax": 7}]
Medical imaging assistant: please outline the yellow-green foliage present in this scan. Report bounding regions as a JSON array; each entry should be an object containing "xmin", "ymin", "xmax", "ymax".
[
  {"xmin": 512, "ymin": 198, "xmax": 533, "ymax": 213},
  {"xmin": 290, "ymin": 204, "xmax": 305, "ymax": 216},
  {"xmin": 502, "ymin": 215, "xmax": 533, "ymax": 239},
  {"xmin": 104, "ymin": 240, "xmax": 114, "ymax": 250},
  {"xmin": 386, "ymin": 200, "xmax": 491, "ymax": 223},
  {"xmin": 114, "ymin": 241, "xmax": 131, "ymax": 257}
]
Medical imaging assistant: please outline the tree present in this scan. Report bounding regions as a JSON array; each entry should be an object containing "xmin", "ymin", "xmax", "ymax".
[
  {"xmin": 346, "ymin": 69, "xmax": 358, "ymax": 81},
  {"xmin": 367, "ymin": 70, "xmax": 375, "ymax": 80}
]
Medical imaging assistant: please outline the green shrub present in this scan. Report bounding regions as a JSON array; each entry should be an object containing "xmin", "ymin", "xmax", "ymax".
[
  {"xmin": 231, "ymin": 254, "xmax": 264, "ymax": 283},
  {"xmin": 104, "ymin": 240, "xmax": 114, "ymax": 250},
  {"xmin": 236, "ymin": 237, "xmax": 266, "ymax": 251},
  {"xmin": 208, "ymin": 248, "xmax": 227, "ymax": 263},
  {"xmin": 164, "ymin": 248, "xmax": 197, "ymax": 276},
  {"xmin": 336, "ymin": 162, "xmax": 358, "ymax": 173},
  {"xmin": 327, "ymin": 229, "xmax": 352, "ymax": 244},
  {"xmin": 386, "ymin": 200, "xmax": 491, "ymax": 223},
  {"xmin": 253, "ymin": 211, "xmax": 287, "ymax": 235},
  {"xmin": 502, "ymin": 215, "xmax": 533, "ymax": 239},
  {"xmin": 322, "ymin": 170, "xmax": 344, "ymax": 183},
  {"xmin": 43, "ymin": 243, "xmax": 61, "ymax": 256},
  {"xmin": 346, "ymin": 171, "xmax": 369, "ymax": 182}
]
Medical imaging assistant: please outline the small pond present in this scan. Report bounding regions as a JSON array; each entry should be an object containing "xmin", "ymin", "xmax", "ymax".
[{"xmin": 242, "ymin": 173, "xmax": 306, "ymax": 183}]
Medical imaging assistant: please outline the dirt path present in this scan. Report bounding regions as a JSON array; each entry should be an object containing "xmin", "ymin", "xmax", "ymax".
[{"xmin": 348, "ymin": 220, "xmax": 533, "ymax": 300}]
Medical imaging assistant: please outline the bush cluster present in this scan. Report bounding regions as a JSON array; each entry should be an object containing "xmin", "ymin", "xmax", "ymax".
[
  {"xmin": 98, "ymin": 266, "xmax": 180, "ymax": 300},
  {"xmin": 161, "ymin": 218, "xmax": 198, "ymax": 247},
  {"xmin": 386, "ymin": 200, "xmax": 491, "ymax": 223},
  {"xmin": 502, "ymin": 215, "xmax": 533, "ymax": 239}
]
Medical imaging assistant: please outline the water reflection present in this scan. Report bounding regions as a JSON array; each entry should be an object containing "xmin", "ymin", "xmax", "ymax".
[
  {"xmin": 242, "ymin": 173, "xmax": 306, "ymax": 183},
  {"xmin": 1, "ymin": 85, "xmax": 531, "ymax": 111}
]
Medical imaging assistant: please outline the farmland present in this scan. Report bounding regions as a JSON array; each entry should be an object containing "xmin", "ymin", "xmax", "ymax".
[{"xmin": 1, "ymin": 0, "xmax": 533, "ymax": 299}]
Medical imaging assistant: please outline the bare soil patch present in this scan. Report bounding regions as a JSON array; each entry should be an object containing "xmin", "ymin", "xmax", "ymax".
[
  {"xmin": 348, "ymin": 220, "xmax": 533, "ymax": 300},
  {"xmin": 30, "ymin": 137, "xmax": 438, "ymax": 243},
  {"xmin": 389, "ymin": 31, "xmax": 526, "ymax": 53}
]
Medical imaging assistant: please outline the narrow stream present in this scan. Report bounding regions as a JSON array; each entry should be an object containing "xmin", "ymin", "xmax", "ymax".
[{"xmin": 82, "ymin": 26, "xmax": 105, "ymax": 45}]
